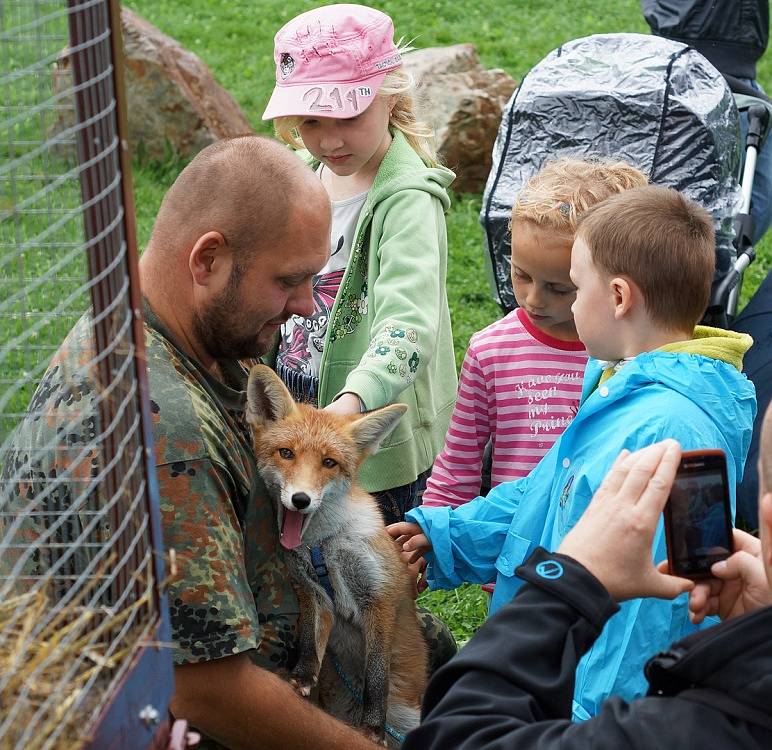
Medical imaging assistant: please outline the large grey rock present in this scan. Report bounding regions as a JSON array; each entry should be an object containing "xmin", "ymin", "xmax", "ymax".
[
  {"xmin": 53, "ymin": 7, "xmax": 253, "ymax": 160},
  {"xmin": 404, "ymin": 45, "xmax": 518, "ymax": 193},
  {"xmin": 402, "ymin": 43, "xmax": 481, "ymax": 80}
]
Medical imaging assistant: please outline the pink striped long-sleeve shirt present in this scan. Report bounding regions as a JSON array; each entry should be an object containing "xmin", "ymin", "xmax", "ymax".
[{"xmin": 422, "ymin": 307, "xmax": 588, "ymax": 509}]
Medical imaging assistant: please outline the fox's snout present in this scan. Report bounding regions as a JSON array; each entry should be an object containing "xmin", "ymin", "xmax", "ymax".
[
  {"xmin": 291, "ymin": 492, "xmax": 311, "ymax": 510},
  {"xmin": 256, "ymin": 429, "xmax": 355, "ymax": 520}
]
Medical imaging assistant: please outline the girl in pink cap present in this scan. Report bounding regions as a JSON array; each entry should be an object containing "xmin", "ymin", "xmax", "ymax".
[{"xmin": 263, "ymin": 3, "xmax": 458, "ymax": 526}]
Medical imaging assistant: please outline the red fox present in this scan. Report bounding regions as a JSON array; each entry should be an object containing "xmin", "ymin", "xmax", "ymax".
[{"xmin": 245, "ymin": 364, "xmax": 428, "ymax": 746}]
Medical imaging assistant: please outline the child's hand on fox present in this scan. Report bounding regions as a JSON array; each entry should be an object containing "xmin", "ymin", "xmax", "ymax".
[
  {"xmin": 386, "ymin": 522, "xmax": 433, "ymax": 565},
  {"xmin": 324, "ymin": 392, "xmax": 364, "ymax": 416}
]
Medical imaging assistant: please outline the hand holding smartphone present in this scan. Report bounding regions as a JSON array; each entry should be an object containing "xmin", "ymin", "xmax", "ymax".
[{"xmin": 664, "ymin": 449, "xmax": 734, "ymax": 579}]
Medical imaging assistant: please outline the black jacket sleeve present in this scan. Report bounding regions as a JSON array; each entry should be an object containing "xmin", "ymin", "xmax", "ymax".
[
  {"xmin": 404, "ymin": 548, "xmax": 626, "ymax": 749},
  {"xmin": 405, "ymin": 547, "xmax": 753, "ymax": 750}
]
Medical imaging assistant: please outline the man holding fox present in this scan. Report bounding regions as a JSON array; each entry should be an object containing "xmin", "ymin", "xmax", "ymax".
[{"xmin": 137, "ymin": 136, "xmax": 390, "ymax": 749}]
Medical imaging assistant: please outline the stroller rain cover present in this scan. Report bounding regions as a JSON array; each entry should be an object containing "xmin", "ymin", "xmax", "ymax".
[{"xmin": 481, "ymin": 33, "xmax": 742, "ymax": 312}]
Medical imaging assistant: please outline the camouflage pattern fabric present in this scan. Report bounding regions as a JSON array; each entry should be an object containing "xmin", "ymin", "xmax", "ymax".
[
  {"xmin": 2, "ymin": 309, "xmax": 300, "ymax": 668},
  {"xmin": 142, "ymin": 305, "xmax": 300, "ymax": 671},
  {"xmin": 0, "ymin": 318, "xmax": 110, "ymax": 596},
  {"xmin": 417, "ymin": 607, "xmax": 458, "ymax": 677}
]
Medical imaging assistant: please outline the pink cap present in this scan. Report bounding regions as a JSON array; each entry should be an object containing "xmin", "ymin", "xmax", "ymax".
[{"xmin": 262, "ymin": 4, "xmax": 402, "ymax": 121}]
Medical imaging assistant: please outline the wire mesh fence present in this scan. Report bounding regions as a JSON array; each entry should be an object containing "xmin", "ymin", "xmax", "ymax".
[{"xmin": 0, "ymin": 1, "xmax": 168, "ymax": 747}]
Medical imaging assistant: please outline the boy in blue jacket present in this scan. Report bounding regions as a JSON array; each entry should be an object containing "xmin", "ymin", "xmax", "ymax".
[{"xmin": 389, "ymin": 185, "xmax": 756, "ymax": 720}]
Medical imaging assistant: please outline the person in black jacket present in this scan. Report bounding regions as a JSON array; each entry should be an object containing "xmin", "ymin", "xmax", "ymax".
[
  {"xmin": 404, "ymin": 402, "xmax": 772, "ymax": 749},
  {"xmin": 641, "ymin": 0, "xmax": 767, "ymax": 82},
  {"xmin": 641, "ymin": 0, "xmax": 772, "ymax": 243}
]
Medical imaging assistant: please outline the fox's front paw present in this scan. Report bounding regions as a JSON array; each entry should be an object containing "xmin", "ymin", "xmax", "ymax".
[{"xmin": 289, "ymin": 672, "xmax": 317, "ymax": 698}]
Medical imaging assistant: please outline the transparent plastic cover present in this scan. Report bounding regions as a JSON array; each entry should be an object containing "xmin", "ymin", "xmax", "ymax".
[{"xmin": 481, "ymin": 33, "xmax": 741, "ymax": 310}]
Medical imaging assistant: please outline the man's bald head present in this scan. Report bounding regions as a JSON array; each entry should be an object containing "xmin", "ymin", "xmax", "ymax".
[{"xmin": 147, "ymin": 135, "xmax": 328, "ymax": 262}]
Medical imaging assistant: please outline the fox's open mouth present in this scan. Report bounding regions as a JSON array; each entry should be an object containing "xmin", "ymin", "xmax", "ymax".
[{"xmin": 278, "ymin": 504, "xmax": 313, "ymax": 550}]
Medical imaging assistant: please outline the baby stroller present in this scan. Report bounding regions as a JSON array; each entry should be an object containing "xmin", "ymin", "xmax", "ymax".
[{"xmin": 481, "ymin": 33, "xmax": 771, "ymax": 329}]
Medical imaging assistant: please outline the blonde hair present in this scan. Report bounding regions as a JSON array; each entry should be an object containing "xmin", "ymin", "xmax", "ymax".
[
  {"xmin": 512, "ymin": 157, "xmax": 649, "ymax": 236},
  {"xmin": 273, "ymin": 67, "xmax": 438, "ymax": 167}
]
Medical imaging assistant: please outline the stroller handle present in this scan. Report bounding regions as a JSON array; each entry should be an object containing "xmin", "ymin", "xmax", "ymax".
[
  {"xmin": 744, "ymin": 104, "xmax": 771, "ymax": 152},
  {"xmin": 724, "ymin": 74, "xmax": 772, "ymax": 105},
  {"xmin": 738, "ymin": 104, "xmax": 769, "ymax": 223}
]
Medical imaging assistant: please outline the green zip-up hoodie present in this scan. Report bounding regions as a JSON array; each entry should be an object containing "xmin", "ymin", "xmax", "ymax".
[{"xmin": 297, "ymin": 131, "xmax": 459, "ymax": 492}]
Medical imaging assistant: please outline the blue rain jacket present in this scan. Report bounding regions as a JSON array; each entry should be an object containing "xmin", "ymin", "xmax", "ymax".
[{"xmin": 408, "ymin": 345, "xmax": 756, "ymax": 720}]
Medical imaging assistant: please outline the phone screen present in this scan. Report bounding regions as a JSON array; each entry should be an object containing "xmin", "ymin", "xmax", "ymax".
[{"xmin": 666, "ymin": 452, "xmax": 733, "ymax": 577}]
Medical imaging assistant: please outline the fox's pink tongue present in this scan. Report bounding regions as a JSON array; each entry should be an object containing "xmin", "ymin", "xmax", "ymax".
[{"xmin": 280, "ymin": 509, "xmax": 304, "ymax": 550}]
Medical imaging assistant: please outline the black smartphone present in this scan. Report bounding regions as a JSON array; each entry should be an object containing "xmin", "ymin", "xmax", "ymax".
[{"xmin": 664, "ymin": 449, "xmax": 734, "ymax": 579}]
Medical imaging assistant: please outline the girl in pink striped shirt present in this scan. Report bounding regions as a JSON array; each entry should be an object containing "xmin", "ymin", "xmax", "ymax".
[{"xmin": 422, "ymin": 159, "xmax": 648, "ymax": 518}]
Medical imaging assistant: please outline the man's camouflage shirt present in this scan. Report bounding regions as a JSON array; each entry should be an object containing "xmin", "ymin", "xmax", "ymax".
[{"xmin": 2, "ymin": 307, "xmax": 300, "ymax": 672}]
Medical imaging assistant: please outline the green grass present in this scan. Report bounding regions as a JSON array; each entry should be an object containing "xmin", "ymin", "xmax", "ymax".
[
  {"xmin": 0, "ymin": 5, "xmax": 96, "ymax": 433},
  {"xmin": 124, "ymin": 0, "xmax": 653, "ymax": 129},
  {"xmin": 419, "ymin": 584, "xmax": 489, "ymax": 647}
]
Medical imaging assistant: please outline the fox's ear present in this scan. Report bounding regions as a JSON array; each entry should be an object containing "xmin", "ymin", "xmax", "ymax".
[
  {"xmin": 246, "ymin": 365, "xmax": 295, "ymax": 426},
  {"xmin": 349, "ymin": 404, "xmax": 407, "ymax": 455}
]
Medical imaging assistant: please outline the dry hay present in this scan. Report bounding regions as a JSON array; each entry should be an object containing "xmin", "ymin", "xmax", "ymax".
[{"xmin": 0, "ymin": 570, "xmax": 153, "ymax": 750}]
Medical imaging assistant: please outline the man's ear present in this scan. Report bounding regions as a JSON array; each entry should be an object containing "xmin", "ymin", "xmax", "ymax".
[
  {"xmin": 189, "ymin": 231, "xmax": 231, "ymax": 287},
  {"xmin": 610, "ymin": 276, "xmax": 635, "ymax": 320}
]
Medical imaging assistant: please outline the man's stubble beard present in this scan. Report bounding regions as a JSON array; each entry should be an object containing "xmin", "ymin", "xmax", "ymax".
[{"xmin": 192, "ymin": 270, "xmax": 269, "ymax": 362}]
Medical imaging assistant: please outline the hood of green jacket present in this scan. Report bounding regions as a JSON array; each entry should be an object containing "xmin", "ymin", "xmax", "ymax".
[
  {"xmin": 658, "ymin": 325, "xmax": 753, "ymax": 371},
  {"xmin": 297, "ymin": 129, "xmax": 455, "ymax": 212}
]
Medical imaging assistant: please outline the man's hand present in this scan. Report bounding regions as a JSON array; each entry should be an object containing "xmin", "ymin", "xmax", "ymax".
[
  {"xmin": 557, "ymin": 440, "xmax": 695, "ymax": 603},
  {"xmin": 686, "ymin": 528, "xmax": 771, "ymax": 623},
  {"xmin": 172, "ymin": 653, "xmax": 381, "ymax": 750}
]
